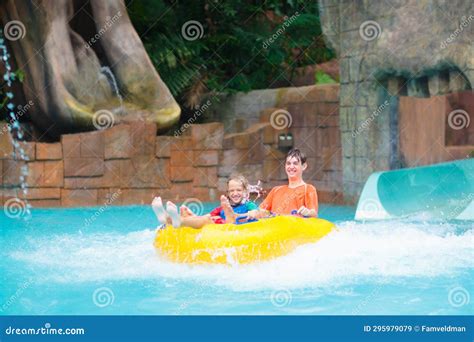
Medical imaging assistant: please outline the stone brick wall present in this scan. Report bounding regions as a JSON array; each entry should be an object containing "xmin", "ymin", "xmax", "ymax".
[
  {"xmin": 219, "ymin": 84, "xmax": 343, "ymax": 204},
  {"xmin": 1, "ymin": 84, "xmax": 343, "ymax": 208},
  {"xmin": 0, "ymin": 121, "xmax": 221, "ymax": 207}
]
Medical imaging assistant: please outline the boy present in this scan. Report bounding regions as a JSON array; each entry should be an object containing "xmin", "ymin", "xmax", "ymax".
[{"xmin": 247, "ymin": 148, "xmax": 318, "ymax": 219}]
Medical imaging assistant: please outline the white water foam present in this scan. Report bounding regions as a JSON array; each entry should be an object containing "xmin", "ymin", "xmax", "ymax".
[{"xmin": 10, "ymin": 220, "xmax": 473, "ymax": 291}]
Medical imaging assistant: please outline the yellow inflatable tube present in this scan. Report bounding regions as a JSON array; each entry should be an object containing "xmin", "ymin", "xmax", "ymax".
[{"xmin": 154, "ymin": 216, "xmax": 335, "ymax": 264}]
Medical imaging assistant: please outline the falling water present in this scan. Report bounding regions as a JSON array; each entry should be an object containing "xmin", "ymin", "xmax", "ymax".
[
  {"xmin": 0, "ymin": 30, "xmax": 31, "ymax": 218},
  {"xmin": 100, "ymin": 66, "xmax": 123, "ymax": 110}
]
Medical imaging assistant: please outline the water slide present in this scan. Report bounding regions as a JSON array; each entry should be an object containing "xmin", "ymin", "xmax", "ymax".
[{"xmin": 355, "ymin": 158, "xmax": 474, "ymax": 220}]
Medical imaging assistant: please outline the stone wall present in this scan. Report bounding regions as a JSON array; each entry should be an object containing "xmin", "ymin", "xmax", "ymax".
[
  {"xmin": 0, "ymin": 84, "xmax": 343, "ymax": 208},
  {"xmin": 205, "ymin": 83, "xmax": 341, "ymax": 134},
  {"xmin": 218, "ymin": 84, "xmax": 343, "ymax": 203},
  {"xmin": 319, "ymin": 0, "xmax": 474, "ymax": 202}
]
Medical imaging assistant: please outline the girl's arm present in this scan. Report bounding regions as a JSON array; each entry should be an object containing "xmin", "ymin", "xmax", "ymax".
[{"xmin": 247, "ymin": 209, "xmax": 271, "ymax": 219}]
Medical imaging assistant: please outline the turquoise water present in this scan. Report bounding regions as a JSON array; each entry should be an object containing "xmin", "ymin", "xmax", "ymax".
[{"xmin": 0, "ymin": 204, "xmax": 472, "ymax": 315}]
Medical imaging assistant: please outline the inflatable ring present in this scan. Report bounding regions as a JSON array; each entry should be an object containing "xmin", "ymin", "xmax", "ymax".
[{"xmin": 154, "ymin": 216, "xmax": 335, "ymax": 264}]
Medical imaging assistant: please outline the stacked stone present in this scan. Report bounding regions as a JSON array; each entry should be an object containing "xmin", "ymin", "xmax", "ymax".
[
  {"xmin": 170, "ymin": 123, "xmax": 223, "ymax": 202},
  {"xmin": 218, "ymin": 84, "xmax": 343, "ymax": 203},
  {"xmin": 1, "ymin": 84, "xmax": 347, "ymax": 208},
  {"xmin": 1, "ymin": 131, "xmax": 63, "ymax": 207},
  {"xmin": 0, "ymin": 122, "xmax": 224, "ymax": 207}
]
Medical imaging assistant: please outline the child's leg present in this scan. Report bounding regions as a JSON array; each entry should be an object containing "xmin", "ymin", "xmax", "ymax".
[
  {"xmin": 152, "ymin": 197, "xmax": 168, "ymax": 226},
  {"xmin": 180, "ymin": 215, "xmax": 214, "ymax": 229},
  {"xmin": 166, "ymin": 201, "xmax": 181, "ymax": 228},
  {"xmin": 220, "ymin": 195, "xmax": 236, "ymax": 223}
]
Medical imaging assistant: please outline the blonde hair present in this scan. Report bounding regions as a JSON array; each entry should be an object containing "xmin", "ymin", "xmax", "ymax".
[{"xmin": 227, "ymin": 173, "xmax": 250, "ymax": 200}]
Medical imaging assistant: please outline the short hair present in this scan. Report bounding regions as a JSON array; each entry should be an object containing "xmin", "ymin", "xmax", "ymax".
[
  {"xmin": 227, "ymin": 173, "xmax": 249, "ymax": 191},
  {"xmin": 286, "ymin": 148, "xmax": 307, "ymax": 164}
]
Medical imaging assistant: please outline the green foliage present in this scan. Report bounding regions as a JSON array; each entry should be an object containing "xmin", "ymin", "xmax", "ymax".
[
  {"xmin": 127, "ymin": 0, "xmax": 335, "ymax": 106},
  {"xmin": 315, "ymin": 70, "xmax": 337, "ymax": 85}
]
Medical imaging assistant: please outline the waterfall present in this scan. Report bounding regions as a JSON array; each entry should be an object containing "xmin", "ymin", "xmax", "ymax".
[
  {"xmin": 100, "ymin": 66, "xmax": 124, "ymax": 110},
  {"xmin": 1, "ymin": 30, "xmax": 31, "ymax": 219}
]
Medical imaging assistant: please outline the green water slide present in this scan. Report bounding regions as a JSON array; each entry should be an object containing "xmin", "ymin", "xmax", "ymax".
[{"xmin": 355, "ymin": 158, "xmax": 474, "ymax": 220}]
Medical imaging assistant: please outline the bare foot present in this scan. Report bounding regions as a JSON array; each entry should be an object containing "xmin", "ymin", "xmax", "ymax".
[
  {"xmin": 180, "ymin": 205, "xmax": 195, "ymax": 217},
  {"xmin": 220, "ymin": 195, "xmax": 236, "ymax": 224},
  {"xmin": 151, "ymin": 197, "xmax": 168, "ymax": 226},
  {"xmin": 166, "ymin": 201, "xmax": 181, "ymax": 228}
]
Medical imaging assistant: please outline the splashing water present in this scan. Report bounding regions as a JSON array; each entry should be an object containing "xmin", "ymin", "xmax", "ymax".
[
  {"xmin": 0, "ymin": 30, "xmax": 31, "ymax": 218},
  {"xmin": 1, "ymin": 205, "xmax": 472, "ymax": 315}
]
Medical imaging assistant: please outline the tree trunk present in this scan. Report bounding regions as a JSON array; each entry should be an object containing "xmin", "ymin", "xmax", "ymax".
[{"xmin": 0, "ymin": 0, "xmax": 180, "ymax": 138}]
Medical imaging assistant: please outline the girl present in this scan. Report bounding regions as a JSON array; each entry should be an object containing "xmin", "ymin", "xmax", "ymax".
[{"xmin": 152, "ymin": 174, "xmax": 258, "ymax": 229}]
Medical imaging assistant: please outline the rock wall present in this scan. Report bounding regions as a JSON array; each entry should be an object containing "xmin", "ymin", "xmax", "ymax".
[
  {"xmin": 219, "ymin": 84, "xmax": 342, "ymax": 204},
  {"xmin": 319, "ymin": 0, "xmax": 474, "ymax": 202},
  {"xmin": 1, "ymin": 84, "xmax": 343, "ymax": 208}
]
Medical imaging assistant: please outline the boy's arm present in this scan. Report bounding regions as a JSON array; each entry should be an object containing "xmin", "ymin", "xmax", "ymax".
[
  {"xmin": 297, "ymin": 206, "xmax": 317, "ymax": 217},
  {"xmin": 300, "ymin": 185, "xmax": 318, "ymax": 217}
]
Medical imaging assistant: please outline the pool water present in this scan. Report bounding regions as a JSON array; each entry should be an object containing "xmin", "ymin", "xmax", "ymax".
[{"xmin": 0, "ymin": 204, "xmax": 472, "ymax": 315}]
